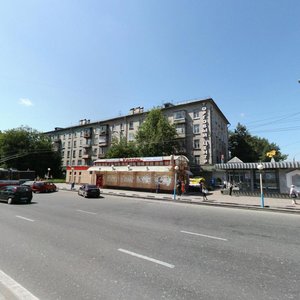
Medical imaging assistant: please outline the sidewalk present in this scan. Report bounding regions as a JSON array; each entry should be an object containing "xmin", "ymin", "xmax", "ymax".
[{"xmin": 57, "ymin": 184, "xmax": 300, "ymax": 214}]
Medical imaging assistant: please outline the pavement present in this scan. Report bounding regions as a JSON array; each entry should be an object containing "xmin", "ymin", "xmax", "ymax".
[
  {"xmin": 56, "ymin": 183, "xmax": 300, "ymax": 214},
  {"xmin": 1, "ymin": 184, "xmax": 299, "ymax": 300}
]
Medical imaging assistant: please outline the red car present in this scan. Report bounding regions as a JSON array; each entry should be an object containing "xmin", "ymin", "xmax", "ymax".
[{"xmin": 23, "ymin": 181, "xmax": 57, "ymax": 193}]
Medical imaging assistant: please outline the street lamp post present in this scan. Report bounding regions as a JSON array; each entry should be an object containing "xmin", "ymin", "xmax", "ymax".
[
  {"xmin": 173, "ymin": 166, "xmax": 179, "ymax": 200},
  {"xmin": 47, "ymin": 168, "xmax": 51, "ymax": 179},
  {"xmin": 257, "ymin": 163, "xmax": 264, "ymax": 208}
]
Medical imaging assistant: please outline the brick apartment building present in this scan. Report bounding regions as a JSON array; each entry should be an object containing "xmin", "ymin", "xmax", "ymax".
[{"xmin": 45, "ymin": 98, "xmax": 230, "ymax": 176}]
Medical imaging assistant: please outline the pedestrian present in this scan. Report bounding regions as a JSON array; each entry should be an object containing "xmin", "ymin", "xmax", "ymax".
[
  {"xmin": 156, "ymin": 177, "xmax": 161, "ymax": 193},
  {"xmin": 202, "ymin": 184, "xmax": 208, "ymax": 201},
  {"xmin": 199, "ymin": 180, "xmax": 203, "ymax": 193},
  {"xmin": 177, "ymin": 179, "xmax": 182, "ymax": 196},
  {"xmin": 181, "ymin": 180, "xmax": 185, "ymax": 195},
  {"xmin": 289, "ymin": 184, "xmax": 298, "ymax": 205},
  {"xmin": 71, "ymin": 181, "xmax": 75, "ymax": 190},
  {"xmin": 229, "ymin": 181, "xmax": 233, "ymax": 196}
]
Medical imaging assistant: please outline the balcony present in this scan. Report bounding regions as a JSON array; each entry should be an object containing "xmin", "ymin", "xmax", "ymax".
[
  {"xmin": 176, "ymin": 147, "xmax": 187, "ymax": 154},
  {"xmin": 173, "ymin": 117, "xmax": 186, "ymax": 124},
  {"xmin": 175, "ymin": 132, "xmax": 186, "ymax": 139},
  {"xmin": 82, "ymin": 154, "xmax": 91, "ymax": 159},
  {"xmin": 82, "ymin": 142, "xmax": 92, "ymax": 148},
  {"xmin": 99, "ymin": 137, "xmax": 108, "ymax": 146},
  {"xmin": 98, "ymin": 153, "xmax": 106, "ymax": 158},
  {"xmin": 99, "ymin": 124, "xmax": 109, "ymax": 135}
]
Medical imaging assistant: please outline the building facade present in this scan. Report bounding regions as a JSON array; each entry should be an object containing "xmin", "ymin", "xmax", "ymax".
[
  {"xmin": 215, "ymin": 159, "xmax": 300, "ymax": 195},
  {"xmin": 46, "ymin": 98, "xmax": 230, "ymax": 176}
]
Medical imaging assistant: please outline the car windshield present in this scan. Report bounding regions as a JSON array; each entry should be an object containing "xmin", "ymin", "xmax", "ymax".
[{"xmin": 87, "ymin": 185, "xmax": 97, "ymax": 189}]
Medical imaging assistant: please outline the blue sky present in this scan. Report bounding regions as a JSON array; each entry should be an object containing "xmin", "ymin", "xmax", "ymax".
[{"xmin": 1, "ymin": 0, "xmax": 300, "ymax": 161}]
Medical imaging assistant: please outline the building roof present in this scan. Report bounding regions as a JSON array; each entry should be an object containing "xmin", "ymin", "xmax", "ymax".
[
  {"xmin": 215, "ymin": 161, "xmax": 300, "ymax": 170},
  {"xmin": 44, "ymin": 97, "xmax": 230, "ymax": 134}
]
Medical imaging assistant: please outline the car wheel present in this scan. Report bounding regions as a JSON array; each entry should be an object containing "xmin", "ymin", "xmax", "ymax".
[
  {"xmin": 27, "ymin": 199, "xmax": 32, "ymax": 204},
  {"xmin": 7, "ymin": 197, "xmax": 13, "ymax": 205}
]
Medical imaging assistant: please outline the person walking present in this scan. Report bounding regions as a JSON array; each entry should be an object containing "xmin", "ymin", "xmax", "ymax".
[
  {"xmin": 177, "ymin": 179, "xmax": 182, "ymax": 196},
  {"xmin": 229, "ymin": 181, "xmax": 233, "ymax": 196},
  {"xmin": 289, "ymin": 184, "xmax": 298, "ymax": 205},
  {"xmin": 202, "ymin": 184, "xmax": 208, "ymax": 201}
]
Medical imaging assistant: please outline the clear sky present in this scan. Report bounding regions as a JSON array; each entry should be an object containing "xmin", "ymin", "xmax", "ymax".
[{"xmin": 1, "ymin": 0, "xmax": 300, "ymax": 161}]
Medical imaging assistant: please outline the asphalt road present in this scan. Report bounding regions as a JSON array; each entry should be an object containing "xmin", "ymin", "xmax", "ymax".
[{"xmin": 0, "ymin": 191, "xmax": 299, "ymax": 300}]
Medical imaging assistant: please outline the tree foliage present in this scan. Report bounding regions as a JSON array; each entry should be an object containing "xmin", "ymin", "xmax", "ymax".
[
  {"xmin": 135, "ymin": 108, "xmax": 179, "ymax": 157},
  {"xmin": 0, "ymin": 126, "xmax": 62, "ymax": 178},
  {"xmin": 105, "ymin": 137, "xmax": 139, "ymax": 158},
  {"xmin": 228, "ymin": 123, "xmax": 287, "ymax": 162},
  {"xmin": 105, "ymin": 108, "xmax": 179, "ymax": 158}
]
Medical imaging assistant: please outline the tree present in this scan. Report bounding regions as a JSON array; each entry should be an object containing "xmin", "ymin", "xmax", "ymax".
[
  {"xmin": 105, "ymin": 108, "xmax": 179, "ymax": 159},
  {"xmin": 0, "ymin": 126, "xmax": 62, "ymax": 178},
  {"xmin": 229, "ymin": 123, "xmax": 287, "ymax": 162},
  {"xmin": 135, "ymin": 108, "xmax": 179, "ymax": 156},
  {"xmin": 105, "ymin": 137, "xmax": 139, "ymax": 158}
]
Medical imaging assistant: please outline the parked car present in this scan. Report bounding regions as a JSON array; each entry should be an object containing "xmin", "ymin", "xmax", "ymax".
[
  {"xmin": 78, "ymin": 184, "xmax": 100, "ymax": 198},
  {"xmin": 0, "ymin": 185, "xmax": 33, "ymax": 204},
  {"xmin": 22, "ymin": 181, "xmax": 58, "ymax": 193}
]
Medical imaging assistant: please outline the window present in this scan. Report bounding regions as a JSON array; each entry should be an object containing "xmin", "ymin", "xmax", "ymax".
[
  {"xmin": 175, "ymin": 124, "xmax": 185, "ymax": 134},
  {"xmin": 128, "ymin": 132, "xmax": 135, "ymax": 141},
  {"xmin": 194, "ymin": 139, "xmax": 200, "ymax": 149},
  {"xmin": 193, "ymin": 124, "xmax": 200, "ymax": 134},
  {"xmin": 193, "ymin": 110, "xmax": 200, "ymax": 119},
  {"xmin": 129, "ymin": 121, "xmax": 134, "ymax": 130},
  {"xmin": 68, "ymin": 141, "xmax": 71, "ymax": 148},
  {"xmin": 73, "ymin": 150, "xmax": 76, "ymax": 158},
  {"xmin": 77, "ymin": 160, "xmax": 82, "ymax": 166},
  {"xmin": 79, "ymin": 150, "xmax": 82, "ymax": 157},
  {"xmin": 67, "ymin": 151, "xmax": 70, "ymax": 158},
  {"xmin": 194, "ymin": 155, "xmax": 200, "ymax": 165},
  {"xmin": 74, "ymin": 141, "xmax": 77, "ymax": 148},
  {"xmin": 174, "ymin": 111, "xmax": 185, "ymax": 120},
  {"xmin": 93, "ymin": 148, "xmax": 98, "ymax": 155}
]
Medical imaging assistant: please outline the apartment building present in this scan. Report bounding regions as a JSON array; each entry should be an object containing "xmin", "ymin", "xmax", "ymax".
[{"xmin": 46, "ymin": 98, "xmax": 230, "ymax": 175}]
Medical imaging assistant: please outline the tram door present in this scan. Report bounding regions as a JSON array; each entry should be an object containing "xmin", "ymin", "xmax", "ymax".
[{"xmin": 96, "ymin": 174, "xmax": 103, "ymax": 188}]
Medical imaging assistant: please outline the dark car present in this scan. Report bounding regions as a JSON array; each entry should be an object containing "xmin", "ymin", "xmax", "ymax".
[
  {"xmin": 0, "ymin": 185, "xmax": 33, "ymax": 204},
  {"xmin": 78, "ymin": 184, "xmax": 100, "ymax": 198},
  {"xmin": 23, "ymin": 181, "xmax": 57, "ymax": 193}
]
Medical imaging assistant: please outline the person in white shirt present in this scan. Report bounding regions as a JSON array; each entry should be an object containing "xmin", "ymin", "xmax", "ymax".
[{"xmin": 289, "ymin": 185, "xmax": 298, "ymax": 205}]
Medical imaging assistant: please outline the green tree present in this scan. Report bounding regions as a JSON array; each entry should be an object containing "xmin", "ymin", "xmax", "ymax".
[
  {"xmin": 0, "ymin": 126, "xmax": 62, "ymax": 178},
  {"xmin": 229, "ymin": 123, "xmax": 287, "ymax": 162},
  {"xmin": 135, "ymin": 108, "xmax": 179, "ymax": 156},
  {"xmin": 105, "ymin": 137, "xmax": 139, "ymax": 158}
]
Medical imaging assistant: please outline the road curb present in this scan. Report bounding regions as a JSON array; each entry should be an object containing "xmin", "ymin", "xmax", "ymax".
[{"xmin": 57, "ymin": 187, "xmax": 300, "ymax": 215}]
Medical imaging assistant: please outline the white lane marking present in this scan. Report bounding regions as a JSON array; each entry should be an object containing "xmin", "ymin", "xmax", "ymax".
[
  {"xmin": 181, "ymin": 230, "xmax": 228, "ymax": 241},
  {"xmin": 118, "ymin": 248, "xmax": 175, "ymax": 269},
  {"xmin": 0, "ymin": 269, "xmax": 39, "ymax": 300},
  {"xmin": 16, "ymin": 215, "xmax": 35, "ymax": 222},
  {"xmin": 76, "ymin": 209, "xmax": 97, "ymax": 215}
]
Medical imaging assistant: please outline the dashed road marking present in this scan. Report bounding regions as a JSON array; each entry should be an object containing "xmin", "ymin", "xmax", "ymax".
[
  {"xmin": 118, "ymin": 248, "xmax": 175, "ymax": 269},
  {"xmin": 181, "ymin": 230, "xmax": 228, "ymax": 241},
  {"xmin": 76, "ymin": 209, "xmax": 97, "ymax": 215},
  {"xmin": 16, "ymin": 215, "xmax": 35, "ymax": 222}
]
